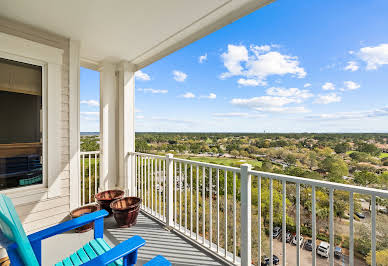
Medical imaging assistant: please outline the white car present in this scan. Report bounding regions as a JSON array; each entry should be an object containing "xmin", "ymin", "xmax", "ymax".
[
  {"xmin": 292, "ymin": 235, "xmax": 304, "ymax": 247},
  {"xmin": 317, "ymin": 241, "xmax": 330, "ymax": 258}
]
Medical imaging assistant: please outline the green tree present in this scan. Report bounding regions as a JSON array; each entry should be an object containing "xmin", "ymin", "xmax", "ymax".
[
  {"xmin": 334, "ymin": 142, "xmax": 351, "ymax": 154},
  {"xmin": 357, "ymin": 143, "xmax": 381, "ymax": 156},
  {"xmin": 354, "ymin": 171, "xmax": 378, "ymax": 186}
]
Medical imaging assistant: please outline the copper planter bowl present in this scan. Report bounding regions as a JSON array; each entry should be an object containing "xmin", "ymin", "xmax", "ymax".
[
  {"xmin": 110, "ymin": 197, "xmax": 141, "ymax": 228},
  {"xmin": 70, "ymin": 204, "xmax": 99, "ymax": 233},
  {"xmin": 95, "ymin": 189, "xmax": 124, "ymax": 215}
]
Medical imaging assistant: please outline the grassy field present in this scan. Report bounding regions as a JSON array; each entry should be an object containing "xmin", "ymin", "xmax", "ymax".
[
  {"xmin": 379, "ymin": 152, "xmax": 388, "ymax": 159},
  {"xmin": 179, "ymin": 156, "xmax": 263, "ymax": 170}
]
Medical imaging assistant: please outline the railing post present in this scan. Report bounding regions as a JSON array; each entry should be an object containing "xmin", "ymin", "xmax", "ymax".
[
  {"xmin": 240, "ymin": 164, "xmax": 252, "ymax": 266},
  {"xmin": 166, "ymin": 154, "xmax": 174, "ymax": 227}
]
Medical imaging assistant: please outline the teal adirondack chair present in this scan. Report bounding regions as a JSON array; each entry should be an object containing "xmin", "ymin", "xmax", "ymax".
[{"xmin": 0, "ymin": 194, "xmax": 170, "ymax": 266}]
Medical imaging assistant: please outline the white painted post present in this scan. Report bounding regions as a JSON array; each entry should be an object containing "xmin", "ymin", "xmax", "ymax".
[
  {"xmin": 166, "ymin": 154, "xmax": 174, "ymax": 227},
  {"xmin": 240, "ymin": 164, "xmax": 252, "ymax": 266},
  {"xmin": 99, "ymin": 61, "xmax": 117, "ymax": 191},
  {"xmin": 117, "ymin": 61, "xmax": 135, "ymax": 195}
]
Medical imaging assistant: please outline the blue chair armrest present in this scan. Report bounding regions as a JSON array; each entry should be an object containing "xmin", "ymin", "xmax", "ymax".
[
  {"xmin": 144, "ymin": 255, "xmax": 171, "ymax": 266},
  {"xmin": 82, "ymin": 235, "xmax": 146, "ymax": 266},
  {"xmin": 28, "ymin": 210, "xmax": 109, "ymax": 242}
]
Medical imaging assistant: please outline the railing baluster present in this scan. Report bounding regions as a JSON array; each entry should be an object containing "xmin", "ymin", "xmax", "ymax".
[
  {"xmin": 371, "ymin": 195, "xmax": 376, "ymax": 266},
  {"xmin": 209, "ymin": 167, "xmax": 212, "ymax": 249},
  {"xmin": 196, "ymin": 165, "xmax": 199, "ymax": 241},
  {"xmin": 329, "ymin": 189, "xmax": 334, "ymax": 266},
  {"xmin": 190, "ymin": 164, "xmax": 193, "ymax": 237},
  {"xmin": 159, "ymin": 159, "xmax": 162, "ymax": 218},
  {"xmin": 174, "ymin": 162, "xmax": 177, "ymax": 227},
  {"xmin": 296, "ymin": 183, "xmax": 300, "ymax": 266},
  {"xmin": 216, "ymin": 168, "xmax": 220, "ymax": 253},
  {"xmin": 224, "ymin": 170, "xmax": 228, "ymax": 258},
  {"xmin": 88, "ymin": 154, "xmax": 91, "ymax": 203},
  {"xmin": 349, "ymin": 192, "xmax": 354, "ymax": 266},
  {"xmin": 269, "ymin": 178, "xmax": 273, "ymax": 266},
  {"xmin": 202, "ymin": 166, "xmax": 206, "ymax": 245},
  {"xmin": 179, "ymin": 162, "xmax": 182, "ymax": 230},
  {"xmin": 233, "ymin": 171, "xmax": 237, "ymax": 263},
  {"xmin": 151, "ymin": 158, "xmax": 154, "ymax": 214},
  {"xmin": 95, "ymin": 153, "xmax": 98, "ymax": 201},
  {"xmin": 258, "ymin": 175, "xmax": 261, "ymax": 264},
  {"xmin": 184, "ymin": 163, "xmax": 188, "ymax": 233},
  {"xmin": 82, "ymin": 154, "xmax": 85, "ymax": 206},
  {"xmin": 312, "ymin": 186, "xmax": 316, "ymax": 266},
  {"xmin": 282, "ymin": 180, "xmax": 286, "ymax": 266},
  {"xmin": 148, "ymin": 157, "xmax": 150, "ymax": 211},
  {"xmin": 163, "ymin": 159, "xmax": 166, "ymax": 221},
  {"xmin": 141, "ymin": 157, "xmax": 143, "ymax": 208}
]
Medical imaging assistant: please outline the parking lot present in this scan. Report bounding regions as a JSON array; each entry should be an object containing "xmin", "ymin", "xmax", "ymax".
[{"xmin": 271, "ymin": 236, "xmax": 367, "ymax": 266}]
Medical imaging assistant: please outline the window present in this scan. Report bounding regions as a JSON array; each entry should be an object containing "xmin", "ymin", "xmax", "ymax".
[{"xmin": 0, "ymin": 58, "xmax": 43, "ymax": 190}]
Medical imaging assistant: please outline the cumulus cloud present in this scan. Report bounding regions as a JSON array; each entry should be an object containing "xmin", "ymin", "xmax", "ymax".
[
  {"xmin": 266, "ymin": 87, "xmax": 313, "ymax": 101},
  {"xmin": 80, "ymin": 100, "xmax": 99, "ymax": 107},
  {"xmin": 138, "ymin": 88, "xmax": 168, "ymax": 94},
  {"xmin": 342, "ymin": 81, "xmax": 360, "ymax": 91},
  {"xmin": 304, "ymin": 83, "xmax": 311, "ymax": 88},
  {"xmin": 254, "ymin": 106, "xmax": 310, "ymax": 113},
  {"xmin": 357, "ymin": 43, "xmax": 388, "ymax": 70},
  {"xmin": 344, "ymin": 61, "xmax": 359, "ymax": 72},
  {"xmin": 237, "ymin": 78, "xmax": 265, "ymax": 87},
  {"xmin": 322, "ymin": 82, "xmax": 336, "ymax": 91},
  {"xmin": 80, "ymin": 111, "xmax": 99, "ymax": 121},
  {"xmin": 200, "ymin": 93, "xmax": 216, "ymax": 99},
  {"xmin": 314, "ymin": 93, "xmax": 341, "ymax": 104},
  {"xmin": 212, "ymin": 112, "xmax": 266, "ymax": 118},
  {"xmin": 135, "ymin": 70, "xmax": 151, "ymax": 81},
  {"xmin": 199, "ymin": 54, "xmax": 207, "ymax": 63},
  {"xmin": 220, "ymin": 44, "xmax": 306, "ymax": 85},
  {"xmin": 173, "ymin": 70, "xmax": 187, "ymax": 82},
  {"xmin": 306, "ymin": 106, "xmax": 388, "ymax": 120},
  {"xmin": 181, "ymin": 92, "xmax": 195, "ymax": 99}
]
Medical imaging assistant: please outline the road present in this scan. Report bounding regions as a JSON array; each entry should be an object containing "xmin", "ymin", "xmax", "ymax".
[{"xmin": 271, "ymin": 237, "xmax": 367, "ymax": 266}]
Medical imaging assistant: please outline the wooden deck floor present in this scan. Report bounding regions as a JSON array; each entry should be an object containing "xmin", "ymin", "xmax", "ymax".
[{"xmin": 42, "ymin": 212, "xmax": 225, "ymax": 266}]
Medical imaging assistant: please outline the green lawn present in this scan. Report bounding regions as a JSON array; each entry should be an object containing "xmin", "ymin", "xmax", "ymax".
[
  {"xmin": 180, "ymin": 155, "xmax": 263, "ymax": 170},
  {"xmin": 380, "ymin": 153, "xmax": 388, "ymax": 159}
]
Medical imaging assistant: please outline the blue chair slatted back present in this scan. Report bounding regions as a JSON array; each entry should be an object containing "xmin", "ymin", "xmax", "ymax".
[{"xmin": 0, "ymin": 194, "xmax": 39, "ymax": 266}]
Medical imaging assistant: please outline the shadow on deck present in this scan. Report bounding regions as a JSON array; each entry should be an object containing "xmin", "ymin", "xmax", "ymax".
[{"xmin": 42, "ymin": 212, "xmax": 224, "ymax": 266}]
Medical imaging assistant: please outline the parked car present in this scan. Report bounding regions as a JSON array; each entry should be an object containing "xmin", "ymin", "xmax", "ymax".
[
  {"xmin": 317, "ymin": 241, "xmax": 330, "ymax": 258},
  {"xmin": 261, "ymin": 255, "xmax": 280, "ymax": 265},
  {"xmin": 273, "ymin": 227, "xmax": 281, "ymax": 238},
  {"xmin": 292, "ymin": 235, "xmax": 304, "ymax": 247},
  {"xmin": 356, "ymin": 212, "xmax": 366, "ymax": 219},
  {"xmin": 304, "ymin": 239, "xmax": 313, "ymax": 251},
  {"xmin": 286, "ymin": 232, "xmax": 292, "ymax": 243},
  {"xmin": 334, "ymin": 246, "xmax": 342, "ymax": 259}
]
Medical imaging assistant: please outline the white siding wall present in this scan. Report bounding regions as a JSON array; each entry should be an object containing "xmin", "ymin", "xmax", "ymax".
[{"xmin": 0, "ymin": 17, "xmax": 71, "ymax": 234}]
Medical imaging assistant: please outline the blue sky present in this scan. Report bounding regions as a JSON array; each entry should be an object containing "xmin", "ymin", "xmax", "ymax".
[{"xmin": 80, "ymin": 0, "xmax": 388, "ymax": 133}]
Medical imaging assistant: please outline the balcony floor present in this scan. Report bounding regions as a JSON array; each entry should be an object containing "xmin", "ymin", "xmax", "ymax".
[{"xmin": 42, "ymin": 212, "xmax": 224, "ymax": 266}]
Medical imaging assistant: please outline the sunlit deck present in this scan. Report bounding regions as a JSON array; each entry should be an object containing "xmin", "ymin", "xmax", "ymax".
[{"xmin": 42, "ymin": 212, "xmax": 225, "ymax": 266}]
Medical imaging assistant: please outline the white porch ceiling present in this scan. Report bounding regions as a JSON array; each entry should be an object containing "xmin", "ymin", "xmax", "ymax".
[{"xmin": 0, "ymin": 0, "xmax": 273, "ymax": 69}]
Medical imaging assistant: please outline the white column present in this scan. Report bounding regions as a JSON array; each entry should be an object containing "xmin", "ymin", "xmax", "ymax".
[
  {"xmin": 240, "ymin": 163, "xmax": 252, "ymax": 266},
  {"xmin": 69, "ymin": 40, "xmax": 81, "ymax": 209},
  {"xmin": 166, "ymin": 154, "xmax": 174, "ymax": 227},
  {"xmin": 117, "ymin": 61, "xmax": 136, "ymax": 195},
  {"xmin": 99, "ymin": 61, "xmax": 118, "ymax": 190}
]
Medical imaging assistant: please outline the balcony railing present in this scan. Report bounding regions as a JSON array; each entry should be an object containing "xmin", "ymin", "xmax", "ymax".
[
  {"xmin": 129, "ymin": 152, "xmax": 388, "ymax": 266},
  {"xmin": 80, "ymin": 151, "xmax": 100, "ymax": 206},
  {"xmin": 79, "ymin": 151, "xmax": 388, "ymax": 266}
]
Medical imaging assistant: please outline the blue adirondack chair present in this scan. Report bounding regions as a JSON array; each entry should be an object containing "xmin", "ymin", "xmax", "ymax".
[{"xmin": 0, "ymin": 194, "xmax": 171, "ymax": 266}]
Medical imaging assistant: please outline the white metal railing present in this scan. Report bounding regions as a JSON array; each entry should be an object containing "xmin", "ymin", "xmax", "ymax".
[
  {"xmin": 80, "ymin": 151, "xmax": 100, "ymax": 206},
  {"xmin": 129, "ymin": 152, "xmax": 388, "ymax": 266}
]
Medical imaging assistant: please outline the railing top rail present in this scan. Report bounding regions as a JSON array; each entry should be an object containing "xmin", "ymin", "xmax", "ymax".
[
  {"xmin": 80, "ymin": 151, "xmax": 100, "ymax": 155},
  {"xmin": 130, "ymin": 151, "xmax": 166, "ymax": 160},
  {"xmin": 249, "ymin": 169, "xmax": 388, "ymax": 198},
  {"xmin": 171, "ymin": 157, "xmax": 240, "ymax": 172}
]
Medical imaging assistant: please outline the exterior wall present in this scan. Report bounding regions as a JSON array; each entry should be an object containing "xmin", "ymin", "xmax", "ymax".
[{"xmin": 0, "ymin": 17, "xmax": 71, "ymax": 234}]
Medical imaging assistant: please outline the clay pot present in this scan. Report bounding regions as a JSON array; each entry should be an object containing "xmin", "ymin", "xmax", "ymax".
[
  {"xmin": 110, "ymin": 197, "xmax": 141, "ymax": 228},
  {"xmin": 70, "ymin": 205, "xmax": 99, "ymax": 233},
  {"xmin": 95, "ymin": 190, "xmax": 124, "ymax": 215}
]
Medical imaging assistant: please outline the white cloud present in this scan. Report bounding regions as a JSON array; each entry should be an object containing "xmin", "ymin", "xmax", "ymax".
[
  {"xmin": 314, "ymin": 93, "xmax": 341, "ymax": 104},
  {"xmin": 181, "ymin": 92, "xmax": 195, "ymax": 99},
  {"xmin": 220, "ymin": 44, "xmax": 306, "ymax": 85},
  {"xmin": 254, "ymin": 106, "xmax": 310, "ymax": 113},
  {"xmin": 138, "ymin": 88, "xmax": 168, "ymax": 94},
  {"xmin": 306, "ymin": 106, "xmax": 388, "ymax": 120},
  {"xmin": 237, "ymin": 78, "xmax": 265, "ymax": 87},
  {"xmin": 199, "ymin": 53, "xmax": 207, "ymax": 63},
  {"xmin": 200, "ymin": 93, "xmax": 216, "ymax": 99},
  {"xmin": 80, "ymin": 100, "xmax": 99, "ymax": 107},
  {"xmin": 342, "ymin": 81, "xmax": 360, "ymax": 91},
  {"xmin": 344, "ymin": 61, "xmax": 359, "ymax": 72},
  {"xmin": 173, "ymin": 70, "xmax": 187, "ymax": 82},
  {"xmin": 135, "ymin": 70, "xmax": 151, "ymax": 81},
  {"xmin": 212, "ymin": 112, "xmax": 266, "ymax": 118},
  {"xmin": 136, "ymin": 115, "xmax": 144, "ymax": 119},
  {"xmin": 151, "ymin": 117, "xmax": 194, "ymax": 124},
  {"xmin": 304, "ymin": 83, "xmax": 311, "ymax": 88},
  {"xmin": 322, "ymin": 82, "xmax": 336, "ymax": 91},
  {"xmin": 80, "ymin": 111, "xmax": 99, "ymax": 121},
  {"xmin": 357, "ymin": 43, "xmax": 388, "ymax": 70},
  {"xmin": 231, "ymin": 96, "xmax": 297, "ymax": 108},
  {"xmin": 266, "ymin": 87, "xmax": 313, "ymax": 101}
]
